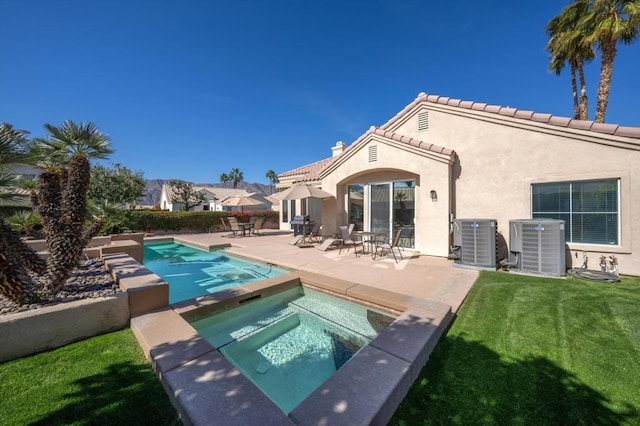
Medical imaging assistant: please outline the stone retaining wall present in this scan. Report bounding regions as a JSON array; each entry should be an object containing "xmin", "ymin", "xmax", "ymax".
[
  {"xmin": 0, "ymin": 251, "xmax": 168, "ymax": 363},
  {"xmin": 0, "ymin": 293, "xmax": 130, "ymax": 362}
]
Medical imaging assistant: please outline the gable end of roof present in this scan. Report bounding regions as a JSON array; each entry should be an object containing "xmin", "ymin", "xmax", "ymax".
[{"xmin": 382, "ymin": 92, "xmax": 640, "ymax": 140}]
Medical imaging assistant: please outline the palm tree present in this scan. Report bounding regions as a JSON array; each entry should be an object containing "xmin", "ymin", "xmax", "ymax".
[
  {"xmin": 582, "ymin": 0, "xmax": 640, "ymax": 122},
  {"xmin": 0, "ymin": 123, "xmax": 46, "ymax": 304},
  {"xmin": 229, "ymin": 168, "xmax": 243, "ymax": 189},
  {"xmin": 33, "ymin": 121, "xmax": 114, "ymax": 296},
  {"xmin": 265, "ymin": 169, "xmax": 279, "ymax": 194},
  {"xmin": 219, "ymin": 173, "xmax": 230, "ymax": 188},
  {"xmin": 546, "ymin": 0, "xmax": 595, "ymax": 120}
]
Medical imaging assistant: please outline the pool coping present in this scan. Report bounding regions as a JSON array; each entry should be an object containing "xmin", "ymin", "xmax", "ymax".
[{"xmin": 130, "ymin": 270, "xmax": 452, "ymax": 425}]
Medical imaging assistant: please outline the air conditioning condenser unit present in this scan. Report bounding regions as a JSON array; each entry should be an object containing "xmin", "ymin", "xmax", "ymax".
[
  {"xmin": 452, "ymin": 219, "xmax": 497, "ymax": 269},
  {"xmin": 509, "ymin": 219, "xmax": 566, "ymax": 277}
]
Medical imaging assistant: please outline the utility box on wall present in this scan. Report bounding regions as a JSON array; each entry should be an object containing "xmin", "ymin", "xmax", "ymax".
[
  {"xmin": 509, "ymin": 219, "xmax": 566, "ymax": 277},
  {"xmin": 452, "ymin": 219, "xmax": 497, "ymax": 269}
]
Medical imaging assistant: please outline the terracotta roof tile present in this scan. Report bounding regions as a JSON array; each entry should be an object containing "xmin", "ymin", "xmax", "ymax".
[
  {"xmin": 447, "ymin": 98, "xmax": 462, "ymax": 107},
  {"xmin": 548, "ymin": 116, "xmax": 572, "ymax": 127},
  {"xmin": 531, "ymin": 112, "xmax": 552, "ymax": 123},
  {"xmin": 514, "ymin": 110, "xmax": 534, "ymax": 120},
  {"xmin": 590, "ymin": 122, "xmax": 618, "ymax": 135},
  {"xmin": 567, "ymin": 120, "xmax": 594, "ymax": 131},
  {"xmin": 615, "ymin": 126, "xmax": 640, "ymax": 138},
  {"xmin": 436, "ymin": 96, "xmax": 450, "ymax": 105},
  {"xmin": 499, "ymin": 107, "xmax": 518, "ymax": 117},
  {"xmin": 471, "ymin": 102, "xmax": 487, "ymax": 111}
]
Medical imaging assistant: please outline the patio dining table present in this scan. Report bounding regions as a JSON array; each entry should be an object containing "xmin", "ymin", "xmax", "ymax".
[
  {"xmin": 354, "ymin": 231, "xmax": 382, "ymax": 255},
  {"xmin": 238, "ymin": 222, "xmax": 253, "ymax": 237}
]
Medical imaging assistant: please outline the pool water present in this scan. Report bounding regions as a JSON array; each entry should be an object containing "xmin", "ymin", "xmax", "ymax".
[
  {"xmin": 143, "ymin": 242, "xmax": 288, "ymax": 303},
  {"xmin": 191, "ymin": 287, "xmax": 396, "ymax": 413}
]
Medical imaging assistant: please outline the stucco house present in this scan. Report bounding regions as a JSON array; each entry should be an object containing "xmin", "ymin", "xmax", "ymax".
[
  {"xmin": 159, "ymin": 184, "xmax": 271, "ymax": 212},
  {"xmin": 277, "ymin": 92, "xmax": 640, "ymax": 276}
]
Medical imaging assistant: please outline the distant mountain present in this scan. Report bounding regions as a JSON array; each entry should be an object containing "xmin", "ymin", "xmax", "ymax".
[{"xmin": 138, "ymin": 179, "xmax": 274, "ymax": 206}]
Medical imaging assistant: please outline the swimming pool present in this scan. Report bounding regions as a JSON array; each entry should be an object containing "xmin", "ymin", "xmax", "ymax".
[
  {"xmin": 143, "ymin": 241, "xmax": 288, "ymax": 303},
  {"xmin": 191, "ymin": 286, "xmax": 397, "ymax": 413}
]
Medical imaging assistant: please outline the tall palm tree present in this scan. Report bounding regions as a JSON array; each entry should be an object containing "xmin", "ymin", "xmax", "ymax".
[
  {"xmin": 229, "ymin": 168, "xmax": 243, "ymax": 189},
  {"xmin": 0, "ymin": 123, "xmax": 46, "ymax": 304},
  {"xmin": 582, "ymin": 0, "xmax": 640, "ymax": 122},
  {"xmin": 219, "ymin": 173, "xmax": 230, "ymax": 188},
  {"xmin": 33, "ymin": 121, "xmax": 114, "ymax": 296},
  {"xmin": 265, "ymin": 169, "xmax": 279, "ymax": 194},
  {"xmin": 546, "ymin": 0, "xmax": 595, "ymax": 120}
]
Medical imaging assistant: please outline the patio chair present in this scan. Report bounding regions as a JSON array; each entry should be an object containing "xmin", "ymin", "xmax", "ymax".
[
  {"xmin": 338, "ymin": 225, "xmax": 363, "ymax": 256},
  {"xmin": 373, "ymin": 229, "xmax": 404, "ymax": 263},
  {"xmin": 251, "ymin": 217, "xmax": 264, "ymax": 236},
  {"xmin": 227, "ymin": 217, "xmax": 242, "ymax": 238}
]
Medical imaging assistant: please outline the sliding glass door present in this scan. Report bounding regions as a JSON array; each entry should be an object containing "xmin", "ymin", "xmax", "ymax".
[{"xmin": 370, "ymin": 181, "xmax": 415, "ymax": 248}]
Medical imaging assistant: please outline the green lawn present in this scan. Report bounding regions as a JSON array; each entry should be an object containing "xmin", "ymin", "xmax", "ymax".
[
  {"xmin": 391, "ymin": 271, "xmax": 640, "ymax": 425},
  {"xmin": 0, "ymin": 329, "xmax": 180, "ymax": 426},
  {"xmin": 2, "ymin": 273, "xmax": 639, "ymax": 425}
]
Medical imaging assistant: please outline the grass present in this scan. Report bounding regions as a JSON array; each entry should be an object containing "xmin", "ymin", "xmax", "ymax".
[
  {"xmin": 2, "ymin": 273, "xmax": 638, "ymax": 425},
  {"xmin": 391, "ymin": 271, "xmax": 640, "ymax": 425},
  {"xmin": 0, "ymin": 329, "xmax": 180, "ymax": 426}
]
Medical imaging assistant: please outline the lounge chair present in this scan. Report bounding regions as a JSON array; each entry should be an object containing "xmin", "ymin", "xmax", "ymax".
[
  {"xmin": 308, "ymin": 223, "xmax": 322, "ymax": 243},
  {"xmin": 338, "ymin": 225, "xmax": 363, "ymax": 256},
  {"xmin": 374, "ymin": 229, "xmax": 404, "ymax": 262},
  {"xmin": 251, "ymin": 217, "xmax": 264, "ymax": 236},
  {"xmin": 220, "ymin": 217, "xmax": 231, "ymax": 236}
]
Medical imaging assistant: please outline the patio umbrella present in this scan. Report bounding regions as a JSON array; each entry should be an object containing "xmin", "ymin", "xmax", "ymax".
[
  {"xmin": 220, "ymin": 193, "xmax": 264, "ymax": 212},
  {"xmin": 272, "ymin": 184, "xmax": 334, "ymax": 201}
]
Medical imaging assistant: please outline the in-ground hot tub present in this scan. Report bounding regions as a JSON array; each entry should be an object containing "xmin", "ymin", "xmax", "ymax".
[
  {"xmin": 191, "ymin": 286, "xmax": 397, "ymax": 413},
  {"xmin": 132, "ymin": 272, "xmax": 453, "ymax": 425}
]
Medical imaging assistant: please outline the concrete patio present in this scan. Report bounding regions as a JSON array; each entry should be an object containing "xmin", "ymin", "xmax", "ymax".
[{"xmin": 166, "ymin": 229, "xmax": 479, "ymax": 313}]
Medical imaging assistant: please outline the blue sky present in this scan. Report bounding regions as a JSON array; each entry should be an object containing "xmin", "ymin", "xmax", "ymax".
[{"xmin": 1, "ymin": 1, "xmax": 639, "ymax": 185}]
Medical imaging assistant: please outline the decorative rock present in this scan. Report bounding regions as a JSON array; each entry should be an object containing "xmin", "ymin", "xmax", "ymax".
[{"xmin": 0, "ymin": 258, "xmax": 120, "ymax": 316}]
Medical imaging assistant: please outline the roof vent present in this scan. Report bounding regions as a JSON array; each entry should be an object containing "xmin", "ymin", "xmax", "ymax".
[
  {"xmin": 368, "ymin": 145, "xmax": 377, "ymax": 162},
  {"xmin": 418, "ymin": 111, "xmax": 429, "ymax": 131}
]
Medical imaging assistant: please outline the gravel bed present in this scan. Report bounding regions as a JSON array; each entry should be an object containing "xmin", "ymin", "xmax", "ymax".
[{"xmin": 0, "ymin": 258, "xmax": 120, "ymax": 316}]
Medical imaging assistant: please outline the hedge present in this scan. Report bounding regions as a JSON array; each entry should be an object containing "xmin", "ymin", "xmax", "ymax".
[{"xmin": 128, "ymin": 210, "xmax": 279, "ymax": 233}]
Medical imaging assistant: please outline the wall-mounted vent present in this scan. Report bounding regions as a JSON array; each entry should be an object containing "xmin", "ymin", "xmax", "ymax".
[
  {"xmin": 453, "ymin": 219, "xmax": 497, "ymax": 269},
  {"xmin": 368, "ymin": 145, "xmax": 377, "ymax": 162},
  {"xmin": 418, "ymin": 111, "xmax": 429, "ymax": 131},
  {"xmin": 509, "ymin": 219, "xmax": 566, "ymax": 277}
]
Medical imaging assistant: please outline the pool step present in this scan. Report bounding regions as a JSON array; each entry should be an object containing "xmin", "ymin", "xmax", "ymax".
[{"xmin": 290, "ymin": 289, "xmax": 395, "ymax": 340}]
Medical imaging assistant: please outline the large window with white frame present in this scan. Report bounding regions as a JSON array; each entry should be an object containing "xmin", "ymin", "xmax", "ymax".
[{"xmin": 531, "ymin": 179, "xmax": 619, "ymax": 245}]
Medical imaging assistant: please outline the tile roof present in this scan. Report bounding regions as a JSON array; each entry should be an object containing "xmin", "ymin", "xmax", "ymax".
[
  {"xmin": 359, "ymin": 126, "xmax": 454, "ymax": 157},
  {"xmin": 382, "ymin": 92, "xmax": 640, "ymax": 138},
  {"xmin": 277, "ymin": 157, "xmax": 338, "ymax": 183},
  {"xmin": 278, "ymin": 92, "xmax": 640, "ymax": 182}
]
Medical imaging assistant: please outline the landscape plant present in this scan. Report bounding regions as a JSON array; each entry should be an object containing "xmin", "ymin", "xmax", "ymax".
[
  {"xmin": 546, "ymin": 0, "xmax": 640, "ymax": 122},
  {"xmin": 168, "ymin": 179, "xmax": 206, "ymax": 211},
  {"xmin": 0, "ymin": 121, "xmax": 114, "ymax": 304}
]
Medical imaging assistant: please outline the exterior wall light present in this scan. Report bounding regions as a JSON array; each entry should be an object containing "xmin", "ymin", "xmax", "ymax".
[{"xmin": 430, "ymin": 190, "xmax": 438, "ymax": 201}]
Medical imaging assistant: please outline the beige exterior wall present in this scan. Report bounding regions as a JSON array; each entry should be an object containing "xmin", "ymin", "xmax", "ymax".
[{"xmin": 384, "ymin": 103, "xmax": 639, "ymax": 275}]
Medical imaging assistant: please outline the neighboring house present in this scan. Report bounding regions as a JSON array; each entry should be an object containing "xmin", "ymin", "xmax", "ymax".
[
  {"xmin": 2, "ymin": 165, "xmax": 41, "ymax": 207},
  {"xmin": 277, "ymin": 92, "xmax": 640, "ymax": 276},
  {"xmin": 159, "ymin": 184, "xmax": 271, "ymax": 212}
]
